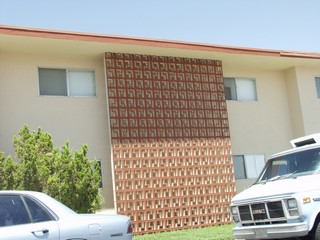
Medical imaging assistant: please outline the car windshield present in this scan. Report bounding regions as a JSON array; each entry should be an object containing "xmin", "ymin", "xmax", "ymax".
[{"xmin": 257, "ymin": 147, "xmax": 320, "ymax": 183}]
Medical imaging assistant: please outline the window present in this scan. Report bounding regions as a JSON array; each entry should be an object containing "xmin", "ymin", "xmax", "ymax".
[
  {"xmin": 0, "ymin": 195, "xmax": 30, "ymax": 227},
  {"xmin": 244, "ymin": 155, "xmax": 265, "ymax": 178},
  {"xmin": 233, "ymin": 156, "xmax": 246, "ymax": 179},
  {"xmin": 259, "ymin": 147, "xmax": 320, "ymax": 182},
  {"xmin": 315, "ymin": 77, "xmax": 320, "ymax": 98},
  {"xmin": 39, "ymin": 68, "xmax": 96, "ymax": 96},
  {"xmin": 24, "ymin": 197, "xmax": 53, "ymax": 223},
  {"xmin": 233, "ymin": 154, "xmax": 265, "ymax": 179},
  {"xmin": 224, "ymin": 78, "xmax": 257, "ymax": 101}
]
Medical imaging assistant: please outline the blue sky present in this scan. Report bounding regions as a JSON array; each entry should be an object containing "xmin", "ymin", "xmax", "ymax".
[{"xmin": 1, "ymin": 0, "xmax": 320, "ymax": 52}]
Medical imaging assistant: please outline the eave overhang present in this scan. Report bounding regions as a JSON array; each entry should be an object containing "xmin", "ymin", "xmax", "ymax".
[{"xmin": 1, "ymin": 25, "xmax": 320, "ymax": 71}]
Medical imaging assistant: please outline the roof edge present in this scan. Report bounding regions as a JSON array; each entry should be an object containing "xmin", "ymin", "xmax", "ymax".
[{"xmin": 1, "ymin": 25, "xmax": 320, "ymax": 59}]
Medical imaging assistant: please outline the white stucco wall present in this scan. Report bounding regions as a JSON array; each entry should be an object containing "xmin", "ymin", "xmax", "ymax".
[
  {"xmin": 224, "ymin": 68, "xmax": 294, "ymax": 193},
  {"xmin": 0, "ymin": 52, "xmax": 114, "ymax": 208},
  {"xmin": 224, "ymin": 66, "xmax": 320, "ymax": 192},
  {"xmin": 295, "ymin": 67, "xmax": 320, "ymax": 135},
  {"xmin": 284, "ymin": 67, "xmax": 305, "ymax": 138},
  {"xmin": 2, "ymin": 45, "xmax": 320, "ymax": 202},
  {"xmin": 224, "ymin": 68, "xmax": 293, "ymax": 157}
]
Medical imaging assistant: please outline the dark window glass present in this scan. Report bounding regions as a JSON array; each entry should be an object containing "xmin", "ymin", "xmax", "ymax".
[
  {"xmin": 224, "ymin": 78, "xmax": 237, "ymax": 100},
  {"xmin": 315, "ymin": 77, "xmax": 320, "ymax": 98},
  {"xmin": 39, "ymin": 68, "xmax": 68, "ymax": 96},
  {"xmin": 233, "ymin": 155, "xmax": 246, "ymax": 179},
  {"xmin": 25, "ymin": 197, "xmax": 52, "ymax": 223},
  {"xmin": 0, "ymin": 195, "xmax": 30, "ymax": 227}
]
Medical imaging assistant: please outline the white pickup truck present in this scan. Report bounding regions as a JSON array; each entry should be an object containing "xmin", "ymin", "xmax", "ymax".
[{"xmin": 230, "ymin": 134, "xmax": 320, "ymax": 240}]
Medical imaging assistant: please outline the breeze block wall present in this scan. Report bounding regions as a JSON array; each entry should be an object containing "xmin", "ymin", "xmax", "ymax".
[{"xmin": 105, "ymin": 52, "xmax": 236, "ymax": 234}]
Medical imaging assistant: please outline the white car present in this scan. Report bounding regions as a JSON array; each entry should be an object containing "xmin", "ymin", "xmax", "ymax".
[{"xmin": 0, "ymin": 190, "xmax": 133, "ymax": 240}]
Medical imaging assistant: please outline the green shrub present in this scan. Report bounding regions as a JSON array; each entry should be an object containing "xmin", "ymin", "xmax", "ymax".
[
  {"xmin": 0, "ymin": 153, "xmax": 19, "ymax": 190},
  {"xmin": 2, "ymin": 125, "xmax": 103, "ymax": 213}
]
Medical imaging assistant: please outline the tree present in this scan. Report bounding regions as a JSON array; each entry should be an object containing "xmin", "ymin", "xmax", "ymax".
[
  {"xmin": 4, "ymin": 125, "xmax": 103, "ymax": 213},
  {"xmin": 0, "ymin": 152, "xmax": 19, "ymax": 190},
  {"xmin": 45, "ymin": 143, "xmax": 102, "ymax": 213},
  {"xmin": 13, "ymin": 126, "xmax": 54, "ymax": 191}
]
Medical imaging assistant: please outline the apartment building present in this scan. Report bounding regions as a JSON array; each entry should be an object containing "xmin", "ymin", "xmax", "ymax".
[{"xmin": 1, "ymin": 25, "xmax": 320, "ymax": 233}]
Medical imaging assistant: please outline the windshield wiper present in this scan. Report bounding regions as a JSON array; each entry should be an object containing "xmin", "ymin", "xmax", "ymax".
[
  {"xmin": 280, "ymin": 171, "xmax": 297, "ymax": 179},
  {"xmin": 257, "ymin": 175, "xmax": 281, "ymax": 184},
  {"xmin": 268, "ymin": 175, "xmax": 282, "ymax": 182},
  {"xmin": 263, "ymin": 171, "xmax": 297, "ymax": 183}
]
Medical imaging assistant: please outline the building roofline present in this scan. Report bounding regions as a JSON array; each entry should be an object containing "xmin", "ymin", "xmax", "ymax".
[{"xmin": 2, "ymin": 25, "xmax": 320, "ymax": 60}]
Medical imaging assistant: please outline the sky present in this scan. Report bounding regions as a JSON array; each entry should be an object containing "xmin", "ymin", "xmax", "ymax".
[{"xmin": 1, "ymin": 0, "xmax": 320, "ymax": 53}]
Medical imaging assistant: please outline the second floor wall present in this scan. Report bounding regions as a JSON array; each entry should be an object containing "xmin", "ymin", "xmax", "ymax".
[{"xmin": 286, "ymin": 67, "xmax": 320, "ymax": 137}]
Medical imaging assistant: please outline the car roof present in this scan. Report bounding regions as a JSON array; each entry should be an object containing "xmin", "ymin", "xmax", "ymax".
[{"xmin": 0, "ymin": 190, "xmax": 77, "ymax": 217}]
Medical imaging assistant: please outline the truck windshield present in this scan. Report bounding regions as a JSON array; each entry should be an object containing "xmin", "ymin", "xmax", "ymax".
[{"xmin": 257, "ymin": 147, "xmax": 320, "ymax": 183}]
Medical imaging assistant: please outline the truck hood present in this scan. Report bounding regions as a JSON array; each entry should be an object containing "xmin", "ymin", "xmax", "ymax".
[{"xmin": 232, "ymin": 174, "xmax": 320, "ymax": 204}]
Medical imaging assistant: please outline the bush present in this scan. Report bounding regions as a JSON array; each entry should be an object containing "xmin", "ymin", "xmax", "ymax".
[
  {"xmin": 0, "ymin": 153, "xmax": 19, "ymax": 190},
  {"xmin": 1, "ymin": 125, "xmax": 103, "ymax": 213}
]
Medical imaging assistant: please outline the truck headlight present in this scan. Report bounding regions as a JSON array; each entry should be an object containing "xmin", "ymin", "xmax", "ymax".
[
  {"xmin": 287, "ymin": 199, "xmax": 297, "ymax": 209},
  {"xmin": 231, "ymin": 206, "xmax": 238, "ymax": 215},
  {"xmin": 287, "ymin": 199, "xmax": 299, "ymax": 217},
  {"xmin": 230, "ymin": 206, "xmax": 240, "ymax": 223}
]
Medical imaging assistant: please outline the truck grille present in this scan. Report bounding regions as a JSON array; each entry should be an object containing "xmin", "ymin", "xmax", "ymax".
[{"xmin": 238, "ymin": 201, "xmax": 285, "ymax": 224}]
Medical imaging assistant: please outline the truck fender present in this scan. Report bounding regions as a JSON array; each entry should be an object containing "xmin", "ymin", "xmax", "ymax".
[{"xmin": 307, "ymin": 205, "xmax": 320, "ymax": 232}]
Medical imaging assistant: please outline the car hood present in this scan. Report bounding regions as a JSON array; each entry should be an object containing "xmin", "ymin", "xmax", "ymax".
[{"xmin": 232, "ymin": 174, "xmax": 320, "ymax": 204}]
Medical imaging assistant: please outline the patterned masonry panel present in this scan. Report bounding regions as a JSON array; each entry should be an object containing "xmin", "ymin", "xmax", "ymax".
[{"xmin": 105, "ymin": 52, "xmax": 236, "ymax": 234}]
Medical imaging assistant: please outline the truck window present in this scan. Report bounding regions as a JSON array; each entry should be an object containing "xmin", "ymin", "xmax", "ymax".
[{"xmin": 258, "ymin": 147, "xmax": 320, "ymax": 182}]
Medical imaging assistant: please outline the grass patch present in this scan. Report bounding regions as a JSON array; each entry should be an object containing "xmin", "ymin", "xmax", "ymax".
[{"xmin": 133, "ymin": 224, "xmax": 234, "ymax": 240}]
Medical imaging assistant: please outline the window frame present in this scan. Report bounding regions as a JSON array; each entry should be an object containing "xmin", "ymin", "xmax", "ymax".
[
  {"xmin": 224, "ymin": 77, "xmax": 257, "ymax": 102},
  {"xmin": 315, "ymin": 77, "xmax": 320, "ymax": 99},
  {"xmin": 233, "ymin": 154, "xmax": 265, "ymax": 180},
  {"xmin": 38, "ymin": 67, "xmax": 97, "ymax": 97}
]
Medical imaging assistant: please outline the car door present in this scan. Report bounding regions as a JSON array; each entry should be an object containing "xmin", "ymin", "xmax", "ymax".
[{"xmin": 0, "ymin": 194, "xmax": 60, "ymax": 240}]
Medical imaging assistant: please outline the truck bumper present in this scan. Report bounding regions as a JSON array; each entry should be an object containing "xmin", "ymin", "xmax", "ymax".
[{"xmin": 233, "ymin": 222, "xmax": 309, "ymax": 239}]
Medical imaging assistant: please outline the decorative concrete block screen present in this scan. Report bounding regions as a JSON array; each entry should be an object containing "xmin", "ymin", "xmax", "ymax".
[{"xmin": 105, "ymin": 52, "xmax": 236, "ymax": 234}]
